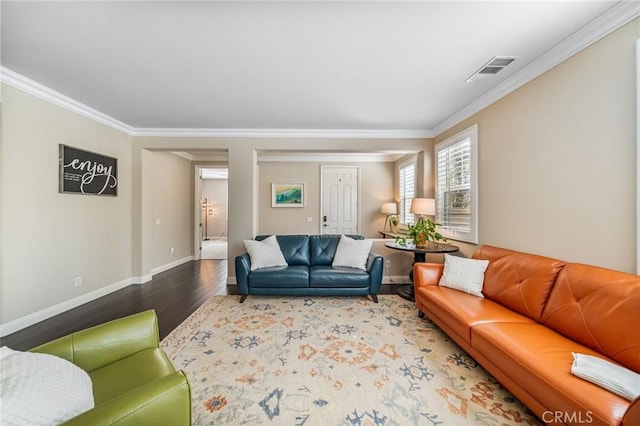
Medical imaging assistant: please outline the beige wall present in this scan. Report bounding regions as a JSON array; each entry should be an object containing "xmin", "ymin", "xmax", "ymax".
[
  {"xmin": 202, "ymin": 179, "xmax": 228, "ymax": 238},
  {"xmin": 435, "ymin": 18, "xmax": 639, "ymax": 273},
  {"xmin": 257, "ymin": 161, "xmax": 394, "ymax": 238},
  {"xmin": 1, "ymin": 84, "xmax": 133, "ymax": 323},
  {"xmin": 134, "ymin": 137, "xmax": 428, "ymax": 278},
  {"xmin": 149, "ymin": 151, "xmax": 193, "ymax": 270}
]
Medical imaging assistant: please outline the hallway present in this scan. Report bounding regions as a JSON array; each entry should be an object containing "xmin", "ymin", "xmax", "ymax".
[{"xmin": 201, "ymin": 237, "xmax": 227, "ymax": 259}]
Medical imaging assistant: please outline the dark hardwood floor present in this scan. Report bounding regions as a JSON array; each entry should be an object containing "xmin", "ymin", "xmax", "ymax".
[
  {"xmin": 1, "ymin": 260, "xmax": 400, "ymax": 351},
  {"xmin": 1, "ymin": 260, "xmax": 234, "ymax": 351}
]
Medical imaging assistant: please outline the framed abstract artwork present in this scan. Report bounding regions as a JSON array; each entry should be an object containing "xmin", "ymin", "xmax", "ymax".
[{"xmin": 272, "ymin": 183, "xmax": 304, "ymax": 207}]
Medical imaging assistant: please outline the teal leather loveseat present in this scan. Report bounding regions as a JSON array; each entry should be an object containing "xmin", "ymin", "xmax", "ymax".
[
  {"xmin": 31, "ymin": 310, "xmax": 191, "ymax": 425},
  {"xmin": 235, "ymin": 234, "xmax": 383, "ymax": 303}
]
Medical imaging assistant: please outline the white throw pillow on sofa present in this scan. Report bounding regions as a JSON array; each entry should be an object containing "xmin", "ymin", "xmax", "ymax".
[
  {"xmin": 0, "ymin": 346, "xmax": 95, "ymax": 426},
  {"xmin": 332, "ymin": 235, "xmax": 372, "ymax": 271},
  {"xmin": 438, "ymin": 253, "xmax": 489, "ymax": 298},
  {"xmin": 571, "ymin": 353, "xmax": 640, "ymax": 401},
  {"xmin": 243, "ymin": 235, "xmax": 288, "ymax": 271}
]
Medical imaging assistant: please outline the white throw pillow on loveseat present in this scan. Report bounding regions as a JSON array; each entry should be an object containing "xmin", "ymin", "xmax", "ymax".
[
  {"xmin": 0, "ymin": 346, "xmax": 94, "ymax": 426},
  {"xmin": 243, "ymin": 235, "xmax": 288, "ymax": 271},
  {"xmin": 332, "ymin": 235, "xmax": 372, "ymax": 271}
]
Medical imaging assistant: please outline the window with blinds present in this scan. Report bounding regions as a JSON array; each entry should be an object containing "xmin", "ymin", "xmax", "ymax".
[
  {"xmin": 436, "ymin": 125, "xmax": 478, "ymax": 243},
  {"xmin": 398, "ymin": 160, "xmax": 416, "ymax": 224}
]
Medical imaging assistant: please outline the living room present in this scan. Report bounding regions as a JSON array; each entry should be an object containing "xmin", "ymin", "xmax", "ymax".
[{"xmin": 1, "ymin": 1, "xmax": 639, "ymax": 425}]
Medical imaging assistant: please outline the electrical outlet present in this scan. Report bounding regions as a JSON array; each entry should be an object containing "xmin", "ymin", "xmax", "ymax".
[
  {"xmin": 385, "ymin": 260, "xmax": 391, "ymax": 268},
  {"xmin": 75, "ymin": 276, "xmax": 82, "ymax": 287},
  {"xmin": 170, "ymin": 247, "xmax": 175, "ymax": 254}
]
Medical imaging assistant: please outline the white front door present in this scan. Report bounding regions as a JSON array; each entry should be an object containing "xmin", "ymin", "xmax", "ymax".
[{"xmin": 321, "ymin": 166, "xmax": 359, "ymax": 235}]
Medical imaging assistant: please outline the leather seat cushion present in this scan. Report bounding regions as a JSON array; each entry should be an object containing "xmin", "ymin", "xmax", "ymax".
[
  {"xmin": 416, "ymin": 286, "xmax": 534, "ymax": 344},
  {"xmin": 472, "ymin": 322, "xmax": 630, "ymax": 425},
  {"xmin": 310, "ymin": 266, "xmax": 369, "ymax": 287},
  {"xmin": 249, "ymin": 265, "xmax": 310, "ymax": 288},
  {"xmin": 89, "ymin": 348, "xmax": 176, "ymax": 405}
]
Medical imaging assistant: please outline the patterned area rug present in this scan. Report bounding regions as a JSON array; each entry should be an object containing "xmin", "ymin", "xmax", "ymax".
[{"xmin": 161, "ymin": 296, "xmax": 541, "ymax": 425}]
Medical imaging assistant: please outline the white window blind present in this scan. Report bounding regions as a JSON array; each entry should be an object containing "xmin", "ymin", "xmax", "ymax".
[
  {"xmin": 436, "ymin": 125, "xmax": 478, "ymax": 243},
  {"xmin": 399, "ymin": 160, "xmax": 416, "ymax": 224}
]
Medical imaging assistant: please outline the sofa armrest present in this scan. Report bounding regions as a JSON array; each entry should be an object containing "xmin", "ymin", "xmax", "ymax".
[
  {"xmin": 623, "ymin": 396, "xmax": 640, "ymax": 426},
  {"xmin": 413, "ymin": 263, "xmax": 444, "ymax": 289},
  {"xmin": 62, "ymin": 370, "xmax": 191, "ymax": 426},
  {"xmin": 235, "ymin": 253, "xmax": 251, "ymax": 294},
  {"xmin": 32, "ymin": 310, "xmax": 160, "ymax": 373},
  {"xmin": 367, "ymin": 253, "xmax": 384, "ymax": 293}
]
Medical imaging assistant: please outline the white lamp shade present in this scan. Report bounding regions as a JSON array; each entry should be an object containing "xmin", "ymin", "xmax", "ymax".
[
  {"xmin": 381, "ymin": 202, "xmax": 398, "ymax": 214},
  {"xmin": 410, "ymin": 198, "xmax": 435, "ymax": 216}
]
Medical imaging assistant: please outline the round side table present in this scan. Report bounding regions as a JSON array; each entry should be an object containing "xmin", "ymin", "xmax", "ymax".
[{"xmin": 385, "ymin": 241, "xmax": 459, "ymax": 301}]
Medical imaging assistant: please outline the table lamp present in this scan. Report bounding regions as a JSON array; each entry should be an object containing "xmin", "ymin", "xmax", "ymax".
[
  {"xmin": 381, "ymin": 202, "xmax": 398, "ymax": 232},
  {"xmin": 409, "ymin": 198, "xmax": 435, "ymax": 223}
]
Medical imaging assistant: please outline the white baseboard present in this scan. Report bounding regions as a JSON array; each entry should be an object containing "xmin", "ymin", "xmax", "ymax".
[
  {"xmin": 0, "ymin": 256, "xmax": 195, "ymax": 337},
  {"xmin": 151, "ymin": 256, "xmax": 194, "ymax": 276},
  {"xmin": 131, "ymin": 274, "xmax": 153, "ymax": 285},
  {"xmin": 0, "ymin": 277, "xmax": 133, "ymax": 337}
]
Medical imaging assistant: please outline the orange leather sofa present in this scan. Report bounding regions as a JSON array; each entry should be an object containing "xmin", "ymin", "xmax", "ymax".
[{"xmin": 414, "ymin": 245, "xmax": 640, "ymax": 426}]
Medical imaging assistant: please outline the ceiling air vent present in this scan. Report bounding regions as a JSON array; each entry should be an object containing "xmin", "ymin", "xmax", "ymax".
[{"xmin": 466, "ymin": 56, "xmax": 518, "ymax": 82}]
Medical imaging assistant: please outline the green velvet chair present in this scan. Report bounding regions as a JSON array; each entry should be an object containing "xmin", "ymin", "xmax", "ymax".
[{"xmin": 31, "ymin": 310, "xmax": 191, "ymax": 425}]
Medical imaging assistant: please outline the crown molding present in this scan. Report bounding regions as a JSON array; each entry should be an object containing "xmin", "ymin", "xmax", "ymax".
[
  {"xmin": 132, "ymin": 128, "xmax": 433, "ymax": 139},
  {"xmin": 0, "ymin": 67, "xmax": 135, "ymax": 135},
  {"xmin": 432, "ymin": 1, "xmax": 640, "ymax": 137},
  {"xmin": 1, "ymin": 67, "xmax": 432, "ymax": 139},
  {"xmin": 257, "ymin": 152, "xmax": 404, "ymax": 163}
]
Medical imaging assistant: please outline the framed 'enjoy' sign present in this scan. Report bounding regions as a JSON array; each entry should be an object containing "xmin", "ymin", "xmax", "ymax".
[{"xmin": 59, "ymin": 144, "xmax": 118, "ymax": 196}]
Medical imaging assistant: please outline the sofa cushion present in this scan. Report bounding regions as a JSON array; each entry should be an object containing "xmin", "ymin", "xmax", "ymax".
[
  {"xmin": 310, "ymin": 266, "xmax": 370, "ymax": 288},
  {"xmin": 416, "ymin": 286, "xmax": 534, "ymax": 344},
  {"xmin": 471, "ymin": 322, "xmax": 630, "ymax": 425},
  {"xmin": 542, "ymin": 263, "xmax": 640, "ymax": 373},
  {"xmin": 309, "ymin": 235, "xmax": 364, "ymax": 265},
  {"xmin": 89, "ymin": 348, "xmax": 175, "ymax": 405},
  {"xmin": 310, "ymin": 235, "xmax": 340, "ymax": 265},
  {"xmin": 438, "ymin": 254, "xmax": 489, "ymax": 298},
  {"xmin": 472, "ymin": 245, "xmax": 565, "ymax": 321},
  {"xmin": 269, "ymin": 235, "xmax": 310, "ymax": 266},
  {"xmin": 248, "ymin": 265, "xmax": 310, "ymax": 288}
]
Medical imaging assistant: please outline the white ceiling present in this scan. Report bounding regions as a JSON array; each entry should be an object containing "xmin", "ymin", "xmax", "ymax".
[{"xmin": 0, "ymin": 1, "xmax": 633, "ymax": 135}]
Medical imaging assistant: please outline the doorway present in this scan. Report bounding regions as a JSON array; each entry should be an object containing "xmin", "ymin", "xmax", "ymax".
[
  {"xmin": 198, "ymin": 168, "xmax": 228, "ymax": 259},
  {"xmin": 320, "ymin": 166, "xmax": 360, "ymax": 235}
]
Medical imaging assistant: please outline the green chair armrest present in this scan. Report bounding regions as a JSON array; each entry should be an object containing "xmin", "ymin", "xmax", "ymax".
[
  {"xmin": 32, "ymin": 310, "xmax": 160, "ymax": 372},
  {"xmin": 61, "ymin": 370, "xmax": 191, "ymax": 426}
]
